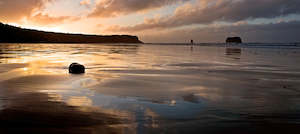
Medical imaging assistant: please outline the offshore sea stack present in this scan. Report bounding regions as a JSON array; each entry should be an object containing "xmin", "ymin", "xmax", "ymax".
[{"xmin": 226, "ymin": 37, "xmax": 242, "ymax": 43}]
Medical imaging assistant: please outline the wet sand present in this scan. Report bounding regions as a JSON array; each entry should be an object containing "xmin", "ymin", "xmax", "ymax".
[
  {"xmin": 0, "ymin": 74, "xmax": 133, "ymax": 134},
  {"xmin": 0, "ymin": 43, "xmax": 300, "ymax": 134}
]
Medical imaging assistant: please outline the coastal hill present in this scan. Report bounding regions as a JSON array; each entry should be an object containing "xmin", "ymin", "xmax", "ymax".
[{"xmin": 0, "ymin": 22, "xmax": 142, "ymax": 43}]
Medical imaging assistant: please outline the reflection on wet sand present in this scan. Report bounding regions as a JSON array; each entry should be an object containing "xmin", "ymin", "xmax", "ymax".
[
  {"xmin": 225, "ymin": 47, "xmax": 242, "ymax": 59},
  {"xmin": 0, "ymin": 44, "xmax": 141, "ymax": 133},
  {"xmin": 0, "ymin": 93, "xmax": 124, "ymax": 134},
  {"xmin": 0, "ymin": 44, "xmax": 300, "ymax": 134},
  {"xmin": 0, "ymin": 75, "xmax": 134, "ymax": 134}
]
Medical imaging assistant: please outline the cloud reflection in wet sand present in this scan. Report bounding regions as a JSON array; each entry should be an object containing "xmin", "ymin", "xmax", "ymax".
[
  {"xmin": 0, "ymin": 44, "xmax": 300, "ymax": 134},
  {"xmin": 0, "ymin": 74, "xmax": 134, "ymax": 134}
]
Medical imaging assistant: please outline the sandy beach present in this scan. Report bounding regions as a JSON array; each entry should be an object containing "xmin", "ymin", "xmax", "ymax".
[{"xmin": 0, "ymin": 43, "xmax": 300, "ymax": 134}]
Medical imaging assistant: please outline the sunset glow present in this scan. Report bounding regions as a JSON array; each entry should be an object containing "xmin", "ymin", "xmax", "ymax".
[{"xmin": 1, "ymin": 0, "xmax": 300, "ymax": 42}]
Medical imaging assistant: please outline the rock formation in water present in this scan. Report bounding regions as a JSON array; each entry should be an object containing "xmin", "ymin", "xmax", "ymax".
[
  {"xmin": 0, "ymin": 22, "xmax": 143, "ymax": 43},
  {"xmin": 226, "ymin": 37, "xmax": 242, "ymax": 43},
  {"xmin": 69, "ymin": 63, "xmax": 85, "ymax": 74}
]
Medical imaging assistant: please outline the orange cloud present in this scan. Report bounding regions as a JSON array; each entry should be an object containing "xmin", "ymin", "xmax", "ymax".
[
  {"xmin": 29, "ymin": 13, "xmax": 80, "ymax": 26},
  {"xmin": 80, "ymin": 0, "xmax": 91, "ymax": 6},
  {"xmin": 0, "ymin": 0, "xmax": 55, "ymax": 22}
]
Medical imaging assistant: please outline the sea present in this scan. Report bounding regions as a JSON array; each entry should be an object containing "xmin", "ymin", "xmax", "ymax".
[{"xmin": 0, "ymin": 43, "xmax": 299, "ymax": 134}]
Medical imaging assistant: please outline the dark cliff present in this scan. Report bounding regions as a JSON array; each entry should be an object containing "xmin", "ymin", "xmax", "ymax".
[{"xmin": 0, "ymin": 22, "xmax": 143, "ymax": 43}]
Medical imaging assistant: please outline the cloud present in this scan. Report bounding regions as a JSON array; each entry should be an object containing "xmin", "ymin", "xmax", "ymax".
[
  {"xmin": 29, "ymin": 13, "xmax": 80, "ymax": 26},
  {"xmin": 0, "ymin": 0, "xmax": 81, "ymax": 26},
  {"xmin": 0, "ymin": 0, "xmax": 55, "ymax": 22},
  {"xmin": 80, "ymin": 0, "xmax": 91, "ymax": 7},
  {"xmin": 108, "ymin": 0, "xmax": 300, "ymax": 31},
  {"xmin": 1, "ymin": 0, "xmax": 299, "ymax": 43},
  {"xmin": 88, "ymin": 0, "xmax": 189, "ymax": 18},
  {"xmin": 138, "ymin": 21, "xmax": 300, "ymax": 43}
]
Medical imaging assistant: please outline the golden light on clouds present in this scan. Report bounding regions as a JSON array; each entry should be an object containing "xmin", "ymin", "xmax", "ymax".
[
  {"xmin": 0, "ymin": 0, "xmax": 300, "ymax": 42},
  {"xmin": 80, "ymin": 0, "xmax": 91, "ymax": 6}
]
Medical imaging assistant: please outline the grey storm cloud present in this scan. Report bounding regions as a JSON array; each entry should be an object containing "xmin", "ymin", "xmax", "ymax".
[
  {"xmin": 140, "ymin": 21, "xmax": 300, "ymax": 43},
  {"xmin": 88, "ymin": 0, "xmax": 190, "ymax": 18},
  {"xmin": 107, "ymin": 0, "xmax": 300, "ymax": 31}
]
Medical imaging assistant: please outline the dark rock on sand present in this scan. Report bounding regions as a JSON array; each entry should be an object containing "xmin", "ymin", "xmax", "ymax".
[
  {"xmin": 226, "ymin": 37, "xmax": 242, "ymax": 43},
  {"xmin": 69, "ymin": 63, "xmax": 85, "ymax": 74}
]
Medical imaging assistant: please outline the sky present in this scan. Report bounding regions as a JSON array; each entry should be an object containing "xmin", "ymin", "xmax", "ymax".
[{"xmin": 0, "ymin": 0, "xmax": 300, "ymax": 43}]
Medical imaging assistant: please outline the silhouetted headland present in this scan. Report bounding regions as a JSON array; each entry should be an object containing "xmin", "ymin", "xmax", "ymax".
[
  {"xmin": 0, "ymin": 22, "xmax": 143, "ymax": 43},
  {"xmin": 226, "ymin": 37, "xmax": 242, "ymax": 43}
]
